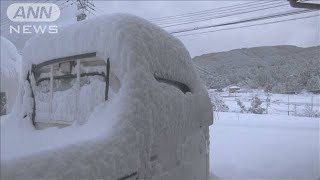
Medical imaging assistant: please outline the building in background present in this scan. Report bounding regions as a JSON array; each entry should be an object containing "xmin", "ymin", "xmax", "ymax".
[{"xmin": 228, "ymin": 85, "xmax": 241, "ymax": 96}]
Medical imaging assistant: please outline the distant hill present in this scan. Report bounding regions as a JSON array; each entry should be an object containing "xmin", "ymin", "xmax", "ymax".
[{"xmin": 193, "ymin": 45, "xmax": 320, "ymax": 93}]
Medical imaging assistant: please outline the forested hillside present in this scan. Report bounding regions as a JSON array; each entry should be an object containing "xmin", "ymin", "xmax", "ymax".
[{"xmin": 193, "ymin": 45, "xmax": 320, "ymax": 93}]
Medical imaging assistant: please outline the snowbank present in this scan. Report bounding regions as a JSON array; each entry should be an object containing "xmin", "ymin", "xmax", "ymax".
[
  {"xmin": 1, "ymin": 37, "xmax": 21, "ymax": 78},
  {"xmin": 1, "ymin": 14, "xmax": 212, "ymax": 179},
  {"xmin": 0, "ymin": 37, "xmax": 21, "ymax": 114}
]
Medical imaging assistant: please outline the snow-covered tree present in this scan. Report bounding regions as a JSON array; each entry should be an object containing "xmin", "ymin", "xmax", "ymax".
[
  {"xmin": 193, "ymin": 46, "xmax": 320, "ymax": 93},
  {"xmin": 248, "ymin": 96, "xmax": 265, "ymax": 114},
  {"xmin": 236, "ymin": 99, "xmax": 247, "ymax": 113},
  {"xmin": 300, "ymin": 105, "xmax": 320, "ymax": 118},
  {"xmin": 210, "ymin": 93, "xmax": 229, "ymax": 112}
]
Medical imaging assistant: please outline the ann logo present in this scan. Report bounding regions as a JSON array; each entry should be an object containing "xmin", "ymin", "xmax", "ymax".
[
  {"xmin": 7, "ymin": 3, "xmax": 60, "ymax": 22},
  {"xmin": 13, "ymin": 6, "xmax": 52, "ymax": 20}
]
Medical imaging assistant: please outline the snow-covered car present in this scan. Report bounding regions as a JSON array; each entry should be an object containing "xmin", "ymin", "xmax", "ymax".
[{"xmin": 1, "ymin": 14, "xmax": 213, "ymax": 180}]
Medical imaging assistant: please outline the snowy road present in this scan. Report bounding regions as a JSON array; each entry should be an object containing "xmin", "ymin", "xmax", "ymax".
[{"xmin": 210, "ymin": 112, "xmax": 319, "ymax": 179}]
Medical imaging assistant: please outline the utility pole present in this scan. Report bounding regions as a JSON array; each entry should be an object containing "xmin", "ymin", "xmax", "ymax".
[
  {"xmin": 287, "ymin": 94, "xmax": 290, "ymax": 116},
  {"xmin": 311, "ymin": 96, "xmax": 314, "ymax": 111},
  {"xmin": 76, "ymin": 0, "xmax": 89, "ymax": 21},
  {"xmin": 266, "ymin": 92, "xmax": 270, "ymax": 114}
]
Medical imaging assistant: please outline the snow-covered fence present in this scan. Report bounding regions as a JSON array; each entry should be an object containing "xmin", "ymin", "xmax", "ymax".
[{"xmin": 209, "ymin": 89, "xmax": 320, "ymax": 117}]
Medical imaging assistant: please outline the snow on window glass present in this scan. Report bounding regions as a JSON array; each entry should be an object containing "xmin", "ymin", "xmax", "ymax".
[{"xmin": 32, "ymin": 57, "xmax": 108, "ymax": 129}]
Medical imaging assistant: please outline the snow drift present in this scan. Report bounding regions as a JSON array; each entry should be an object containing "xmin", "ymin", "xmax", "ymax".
[
  {"xmin": 0, "ymin": 37, "xmax": 21, "ymax": 115},
  {"xmin": 1, "ymin": 14, "xmax": 212, "ymax": 179},
  {"xmin": 1, "ymin": 37, "xmax": 20, "ymax": 78}
]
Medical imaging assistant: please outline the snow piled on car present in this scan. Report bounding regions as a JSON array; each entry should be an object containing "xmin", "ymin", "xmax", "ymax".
[{"xmin": 1, "ymin": 14, "xmax": 212, "ymax": 179}]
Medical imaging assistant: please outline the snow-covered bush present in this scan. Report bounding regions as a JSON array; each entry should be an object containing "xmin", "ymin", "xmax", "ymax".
[
  {"xmin": 236, "ymin": 99, "xmax": 247, "ymax": 113},
  {"xmin": 300, "ymin": 105, "xmax": 319, "ymax": 118},
  {"xmin": 248, "ymin": 96, "xmax": 266, "ymax": 114},
  {"xmin": 210, "ymin": 93, "xmax": 229, "ymax": 112}
]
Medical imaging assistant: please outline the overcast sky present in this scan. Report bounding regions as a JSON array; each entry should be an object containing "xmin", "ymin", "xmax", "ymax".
[{"xmin": 1, "ymin": 0, "xmax": 319, "ymax": 57}]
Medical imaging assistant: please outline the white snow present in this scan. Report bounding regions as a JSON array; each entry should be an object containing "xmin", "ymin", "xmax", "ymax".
[
  {"xmin": 1, "ymin": 14, "xmax": 212, "ymax": 179},
  {"xmin": 228, "ymin": 85, "xmax": 240, "ymax": 89},
  {"xmin": 1, "ymin": 37, "xmax": 21, "ymax": 78},
  {"xmin": 34, "ymin": 76, "xmax": 107, "ymax": 126},
  {"xmin": 210, "ymin": 112, "xmax": 319, "ymax": 179},
  {"xmin": 209, "ymin": 90, "xmax": 319, "ymax": 178},
  {"xmin": 1, "ymin": 37, "xmax": 21, "ymax": 114}
]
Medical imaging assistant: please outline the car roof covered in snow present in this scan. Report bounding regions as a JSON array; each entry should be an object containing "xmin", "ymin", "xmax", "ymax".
[
  {"xmin": 2, "ymin": 14, "xmax": 212, "ymax": 162},
  {"xmin": 22, "ymin": 14, "xmax": 202, "ymax": 92}
]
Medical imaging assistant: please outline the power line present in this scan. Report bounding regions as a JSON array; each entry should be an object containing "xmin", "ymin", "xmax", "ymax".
[
  {"xmin": 150, "ymin": 1, "xmax": 269, "ymax": 22},
  {"xmin": 59, "ymin": 1, "xmax": 74, "ymax": 10},
  {"xmin": 84, "ymin": 1, "xmax": 103, "ymax": 17},
  {"xmin": 88, "ymin": 1, "xmax": 105, "ymax": 15},
  {"xmin": 196, "ymin": 66, "xmax": 216, "ymax": 77},
  {"xmin": 154, "ymin": 1, "xmax": 283, "ymax": 25},
  {"xmin": 170, "ymin": 9, "xmax": 315, "ymax": 34},
  {"xmin": 159, "ymin": 2, "xmax": 289, "ymax": 28},
  {"xmin": 74, "ymin": 0, "xmax": 97, "ymax": 21},
  {"xmin": 58, "ymin": 0, "xmax": 73, "ymax": 7},
  {"xmin": 176, "ymin": 14, "xmax": 319, "ymax": 37},
  {"xmin": 85, "ymin": 6, "xmax": 97, "ymax": 17},
  {"xmin": 157, "ymin": 2, "xmax": 286, "ymax": 26},
  {"xmin": 153, "ymin": 1, "xmax": 268, "ymax": 23}
]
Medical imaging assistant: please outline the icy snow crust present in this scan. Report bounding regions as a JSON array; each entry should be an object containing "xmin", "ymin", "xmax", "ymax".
[{"xmin": 1, "ymin": 14, "xmax": 212, "ymax": 179}]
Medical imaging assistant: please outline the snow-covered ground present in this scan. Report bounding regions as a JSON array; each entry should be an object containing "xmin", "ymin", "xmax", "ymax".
[
  {"xmin": 210, "ymin": 112, "xmax": 319, "ymax": 179},
  {"xmin": 209, "ymin": 89, "xmax": 320, "ymax": 116}
]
